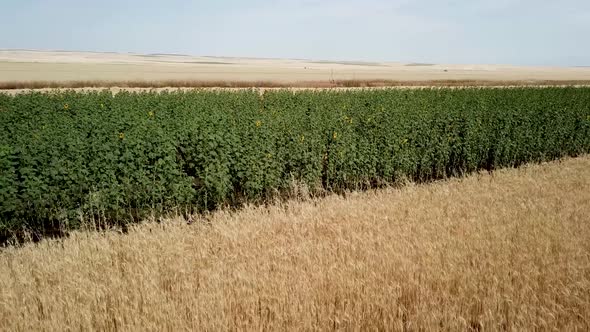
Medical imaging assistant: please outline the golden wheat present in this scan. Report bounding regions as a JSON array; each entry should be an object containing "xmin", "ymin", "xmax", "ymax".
[{"xmin": 1, "ymin": 156, "xmax": 589, "ymax": 331}]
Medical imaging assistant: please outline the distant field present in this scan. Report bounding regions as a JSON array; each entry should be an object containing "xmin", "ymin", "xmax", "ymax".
[
  {"xmin": 1, "ymin": 156, "xmax": 589, "ymax": 330},
  {"xmin": 2, "ymin": 50, "xmax": 590, "ymax": 87}
]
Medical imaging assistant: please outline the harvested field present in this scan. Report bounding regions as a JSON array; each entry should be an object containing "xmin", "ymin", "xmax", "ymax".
[
  {"xmin": 1, "ymin": 156, "xmax": 589, "ymax": 330},
  {"xmin": 2, "ymin": 50, "xmax": 590, "ymax": 88}
]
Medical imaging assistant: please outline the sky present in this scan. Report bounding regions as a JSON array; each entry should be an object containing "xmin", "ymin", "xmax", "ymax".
[{"xmin": 1, "ymin": 0, "xmax": 589, "ymax": 66}]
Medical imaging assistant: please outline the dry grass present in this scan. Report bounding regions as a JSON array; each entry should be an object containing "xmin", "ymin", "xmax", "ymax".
[
  {"xmin": 1, "ymin": 79, "xmax": 590, "ymax": 90},
  {"xmin": 1, "ymin": 156, "xmax": 590, "ymax": 331}
]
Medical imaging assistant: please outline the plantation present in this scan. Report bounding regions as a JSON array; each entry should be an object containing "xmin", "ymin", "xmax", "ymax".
[{"xmin": 1, "ymin": 87, "xmax": 589, "ymax": 241}]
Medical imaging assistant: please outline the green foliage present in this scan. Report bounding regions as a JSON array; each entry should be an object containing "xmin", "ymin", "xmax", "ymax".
[{"xmin": 1, "ymin": 87, "xmax": 589, "ymax": 241}]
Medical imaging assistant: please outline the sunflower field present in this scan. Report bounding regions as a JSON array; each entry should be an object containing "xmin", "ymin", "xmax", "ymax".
[{"xmin": 1, "ymin": 87, "xmax": 589, "ymax": 241}]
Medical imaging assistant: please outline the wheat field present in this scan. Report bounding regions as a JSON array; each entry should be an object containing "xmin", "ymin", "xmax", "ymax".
[{"xmin": 1, "ymin": 156, "xmax": 589, "ymax": 331}]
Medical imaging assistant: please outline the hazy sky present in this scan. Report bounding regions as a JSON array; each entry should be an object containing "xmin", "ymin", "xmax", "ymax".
[{"xmin": 1, "ymin": 0, "xmax": 589, "ymax": 66}]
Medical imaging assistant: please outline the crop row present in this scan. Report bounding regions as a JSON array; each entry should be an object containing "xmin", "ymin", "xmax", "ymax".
[{"xmin": 1, "ymin": 88, "xmax": 589, "ymax": 241}]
